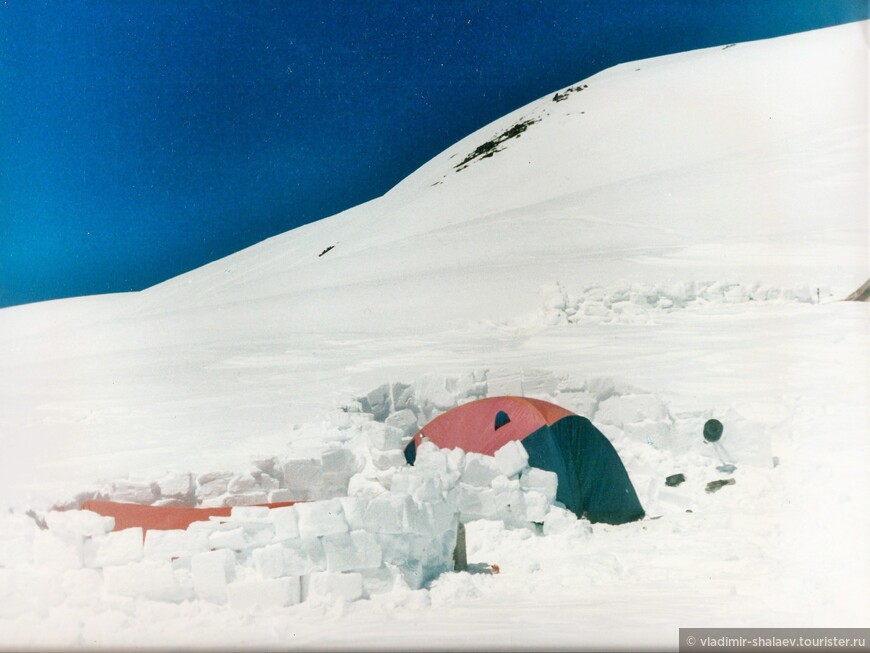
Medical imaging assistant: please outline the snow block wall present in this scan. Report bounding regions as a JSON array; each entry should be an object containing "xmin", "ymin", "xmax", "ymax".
[
  {"xmin": 351, "ymin": 369, "xmax": 677, "ymax": 448},
  {"xmin": 0, "ymin": 369, "xmax": 773, "ymax": 613},
  {"xmin": 352, "ymin": 368, "xmax": 769, "ymax": 465},
  {"xmin": 1, "ymin": 435, "xmax": 564, "ymax": 611},
  {"xmin": 538, "ymin": 280, "xmax": 832, "ymax": 326},
  {"xmin": 89, "ymin": 444, "xmax": 364, "ymax": 509},
  {"xmin": 350, "ymin": 368, "xmax": 775, "ymax": 522},
  {"xmin": 349, "ymin": 369, "xmax": 554, "ymax": 426}
]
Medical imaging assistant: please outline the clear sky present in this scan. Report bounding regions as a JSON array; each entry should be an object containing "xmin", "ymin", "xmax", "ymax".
[{"xmin": 1, "ymin": 1, "xmax": 866, "ymax": 308}]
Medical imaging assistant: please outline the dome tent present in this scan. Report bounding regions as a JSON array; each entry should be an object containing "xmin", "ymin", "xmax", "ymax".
[{"xmin": 404, "ymin": 396, "xmax": 645, "ymax": 525}]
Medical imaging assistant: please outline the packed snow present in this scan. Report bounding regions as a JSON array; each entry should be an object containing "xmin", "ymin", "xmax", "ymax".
[{"xmin": 0, "ymin": 21, "xmax": 867, "ymax": 650}]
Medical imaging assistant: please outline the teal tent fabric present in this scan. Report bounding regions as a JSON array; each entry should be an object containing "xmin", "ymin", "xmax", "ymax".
[{"xmin": 522, "ymin": 416, "xmax": 644, "ymax": 524}]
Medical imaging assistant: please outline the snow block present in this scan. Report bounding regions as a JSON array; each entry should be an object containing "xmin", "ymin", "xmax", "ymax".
[
  {"xmin": 198, "ymin": 495, "xmax": 229, "ymax": 508},
  {"xmin": 259, "ymin": 471, "xmax": 281, "ymax": 492},
  {"xmin": 45, "ymin": 510, "xmax": 114, "ymax": 537},
  {"xmin": 494, "ymin": 440, "xmax": 529, "ymax": 478},
  {"xmin": 196, "ymin": 479, "xmax": 231, "ymax": 503},
  {"xmin": 413, "ymin": 476, "xmax": 444, "ymax": 503},
  {"xmin": 322, "ymin": 531, "xmax": 382, "ymax": 573},
  {"xmin": 239, "ymin": 521, "xmax": 275, "ymax": 548},
  {"xmin": 227, "ymin": 473, "xmax": 260, "ymax": 494},
  {"xmin": 295, "ymin": 499, "xmax": 348, "ymax": 538},
  {"xmin": 492, "ymin": 481, "xmax": 525, "ymax": 522},
  {"xmin": 364, "ymin": 383, "xmax": 391, "ymax": 421},
  {"xmin": 253, "ymin": 457, "xmax": 280, "ymax": 476},
  {"xmin": 389, "ymin": 469, "xmax": 423, "ymax": 496},
  {"xmin": 186, "ymin": 519, "xmax": 233, "ymax": 536},
  {"xmin": 423, "ymin": 500, "xmax": 458, "ymax": 536},
  {"xmin": 90, "ymin": 527, "xmax": 143, "ymax": 567},
  {"xmin": 268, "ymin": 489, "xmax": 297, "ymax": 503},
  {"xmin": 363, "ymin": 493, "xmax": 413, "ymax": 534},
  {"xmin": 103, "ymin": 560, "xmax": 181, "ymax": 601},
  {"xmin": 196, "ymin": 470, "xmax": 234, "ymax": 486},
  {"xmin": 230, "ymin": 506, "xmax": 271, "ymax": 522},
  {"xmin": 453, "ymin": 483, "xmax": 500, "ymax": 520},
  {"xmin": 209, "ymin": 527, "xmax": 249, "ymax": 550},
  {"xmin": 371, "ymin": 449, "xmax": 407, "ymax": 471},
  {"xmin": 384, "ymin": 409, "xmax": 419, "ymax": 438},
  {"xmin": 153, "ymin": 498, "xmax": 190, "ymax": 508},
  {"xmin": 33, "ymin": 530, "xmax": 83, "ymax": 570},
  {"xmin": 282, "ymin": 457, "xmax": 324, "ymax": 501},
  {"xmin": 224, "ymin": 492, "xmax": 269, "ymax": 507},
  {"xmin": 404, "ymin": 499, "xmax": 432, "ymax": 536},
  {"xmin": 519, "ymin": 468, "xmax": 558, "ymax": 503},
  {"xmin": 491, "ymin": 474, "xmax": 520, "ymax": 492},
  {"xmin": 374, "ymin": 467, "xmax": 398, "ymax": 491},
  {"xmin": 388, "ymin": 382, "xmax": 413, "ymax": 412},
  {"xmin": 191, "ymin": 549, "xmax": 234, "ymax": 604},
  {"xmin": 413, "ymin": 442, "xmax": 448, "ymax": 475},
  {"xmin": 144, "ymin": 529, "xmax": 209, "ymax": 560},
  {"xmin": 322, "ymin": 471, "xmax": 353, "ymax": 497},
  {"xmin": 421, "ymin": 384, "xmax": 456, "ymax": 413},
  {"xmin": 367, "ymin": 424, "xmax": 404, "ymax": 451},
  {"xmin": 347, "ymin": 473, "xmax": 387, "ymax": 499},
  {"xmin": 252, "ymin": 543, "xmax": 286, "ymax": 579},
  {"xmin": 322, "ymin": 447, "xmax": 357, "ymax": 474},
  {"xmin": 110, "ymin": 480, "xmax": 156, "ymax": 504},
  {"xmin": 445, "ymin": 447, "xmax": 466, "ymax": 474},
  {"xmin": 518, "ymin": 490, "xmax": 550, "ymax": 523},
  {"xmin": 451, "ymin": 483, "xmax": 476, "ymax": 515},
  {"xmin": 374, "ymin": 533, "xmax": 417, "ymax": 565},
  {"xmin": 307, "ymin": 571, "xmax": 364, "ymax": 602},
  {"xmin": 283, "ymin": 538, "xmax": 324, "ymax": 575},
  {"xmin": 268, "ymin": 505, "xmax": 299, "ymax": 539},
  {"xmin": 460, "ymin": 453, "xmax": 501, "ymax": 487},
  {"xmin": 455, "ymin": 370, "xmax": 488, "ymax": 401},
  {"xmin": 338, "ymin": 497, "xmax": 368, "ymax": 531},
  {"xmin": 227, "ymin": 577, "xmax": 301, "ymax": 610},
  {"xmin": 156, "ymin": 472, "xmax": 194, "ymax": 500}
]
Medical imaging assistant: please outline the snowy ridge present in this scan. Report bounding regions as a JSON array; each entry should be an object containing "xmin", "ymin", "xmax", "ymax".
[{"xmin": 140, "ymin": 21, "xmax": 865, "ymax": 318}]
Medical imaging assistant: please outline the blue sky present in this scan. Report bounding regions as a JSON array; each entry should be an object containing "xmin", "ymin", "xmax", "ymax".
[{"xmin": 1, "ymin": 1, "xmax": 866, "ymax": 308}]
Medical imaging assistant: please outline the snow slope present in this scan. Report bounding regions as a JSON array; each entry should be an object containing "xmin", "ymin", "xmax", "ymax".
[{"xmin": 0, "ymin": 21, "xmax": 867, "ymax": 650}]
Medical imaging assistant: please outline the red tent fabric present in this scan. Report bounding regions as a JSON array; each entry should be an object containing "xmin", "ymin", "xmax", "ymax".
[
  {"xmin": 82, "ymin": 499, "xmax": 297, "ymax": 533},
  {"xmin": 408, "ymin": 396, "xmax": 573, "ymax": 455}
]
